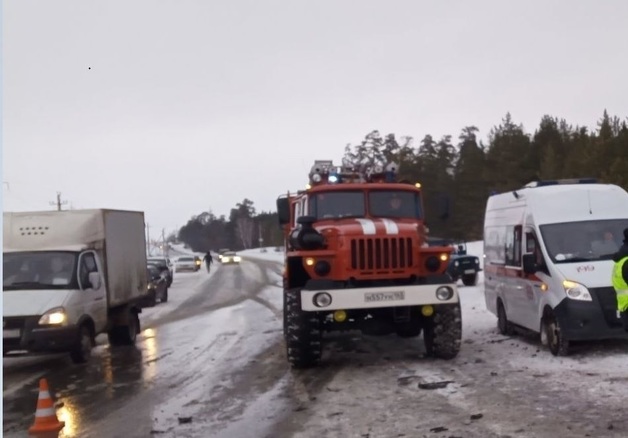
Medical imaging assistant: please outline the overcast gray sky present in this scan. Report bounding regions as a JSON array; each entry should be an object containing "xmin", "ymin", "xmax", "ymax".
[{"xmin": 4, "ymin": 0, "xmax": 628, "ymax": 235}]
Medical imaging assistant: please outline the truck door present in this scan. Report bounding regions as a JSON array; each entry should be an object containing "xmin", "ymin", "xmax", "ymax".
[{"xmin": 78, "ymin": 251, "xmax": 108, "ymax": 332}]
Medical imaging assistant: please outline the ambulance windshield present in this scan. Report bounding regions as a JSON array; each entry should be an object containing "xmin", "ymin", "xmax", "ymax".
[{"xmin": 540, "ymin": 219, "xmax": 628, "ymax": 263}]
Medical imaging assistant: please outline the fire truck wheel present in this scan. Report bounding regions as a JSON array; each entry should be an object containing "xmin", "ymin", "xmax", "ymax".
[
  {"xmin": 284, "ymin": 288, "xmax": 322, "ymax": 368},
  {"xmin": 423, "ymin": 303, "xmax": 462, "ymax": 359}
]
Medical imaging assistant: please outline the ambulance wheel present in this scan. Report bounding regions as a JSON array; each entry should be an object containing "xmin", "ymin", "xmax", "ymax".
[
  {"xmin": 423, "ymin": 303, "xmax": 462, "ymax": 359},
  {"xmin": 497, "ymin": 300, "xmax": 515, "ymax": 336},
  {"xmin": 284, "ymin": 288, "xmax": 322, "ymax": 368},
  {"xmin": 542, "ymin": 310, "xmax": 570, "ymax": 356}
]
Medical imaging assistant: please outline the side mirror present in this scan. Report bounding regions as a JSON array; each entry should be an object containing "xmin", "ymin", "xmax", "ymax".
[
  {"xmin": 522, "ymin": 253, "xmax": 537, "ymax": 274},
  {"xmin": 277, "ymin": 197, "xmax": 291, "ymax": 226},
  {"xmin": 88, "ymin": 272, "xmax": 101, "ymax": 290}
]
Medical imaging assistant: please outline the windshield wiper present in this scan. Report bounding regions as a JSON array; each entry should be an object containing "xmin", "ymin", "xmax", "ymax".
[{"xmin": 8, "ymin": 281, "xmax": 42, "ymax": 286}]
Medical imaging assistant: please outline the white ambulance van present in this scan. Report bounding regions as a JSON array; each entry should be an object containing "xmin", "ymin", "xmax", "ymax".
[{"xmin": 483, "ymin": 179, "xmax": 628, "ymax": 356}]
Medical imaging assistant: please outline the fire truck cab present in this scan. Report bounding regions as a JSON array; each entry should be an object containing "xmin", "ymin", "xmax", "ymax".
[{"xmin": 277, "ymin": 159, "xmax": 462, "ymax": 368}]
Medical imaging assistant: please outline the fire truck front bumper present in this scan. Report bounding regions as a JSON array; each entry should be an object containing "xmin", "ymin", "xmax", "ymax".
[{"xmin": 300, "ymin": 282, "xmax": 459, "ymax": 312}]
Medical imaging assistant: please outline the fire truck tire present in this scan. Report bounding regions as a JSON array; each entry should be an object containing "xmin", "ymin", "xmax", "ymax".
[
  {"xmin": 284, "ymin": 288, "xmax": 322, "ymax": 368},
  {"xmin": 423, "ymin": 303, "xmax": 462, "ymax": 359}
]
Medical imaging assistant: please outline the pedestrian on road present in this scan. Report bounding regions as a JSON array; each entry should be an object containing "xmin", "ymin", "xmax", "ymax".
[
  {"xmin": 611, "ymin": 228, "xmax": 628, "ymax": 330},
  {"xmin": 203, "ymin": 251, "xmax": 213, "ymax": 273}
]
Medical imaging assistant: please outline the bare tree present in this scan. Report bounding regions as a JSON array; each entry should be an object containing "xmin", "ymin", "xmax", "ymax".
[{"xmin": 236, "ymin": 217, "xmax": 254, "ymax": 248}]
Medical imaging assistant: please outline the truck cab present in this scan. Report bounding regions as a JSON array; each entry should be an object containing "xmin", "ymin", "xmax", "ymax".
[{"xmin": 277, "ymin": 159, "xmax": 461, "ymax": 367}]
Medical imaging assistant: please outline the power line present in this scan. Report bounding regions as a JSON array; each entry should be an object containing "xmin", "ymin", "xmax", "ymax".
[{"xmin": 49, "ymin": 192, "xmax": 68, "ymax": 211}]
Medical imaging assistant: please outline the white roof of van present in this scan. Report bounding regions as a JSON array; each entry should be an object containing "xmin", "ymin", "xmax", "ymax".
[{"xmin": 487, "ymin": 183, "xmax": 628, "ymax": 225}]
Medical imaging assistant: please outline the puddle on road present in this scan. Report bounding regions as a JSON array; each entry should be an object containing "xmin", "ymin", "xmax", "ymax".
[{"xmin": 2, "ymin": 328, "xmax": 162, "ymax": 438}]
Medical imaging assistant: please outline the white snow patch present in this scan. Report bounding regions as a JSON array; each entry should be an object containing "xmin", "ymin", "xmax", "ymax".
[{"xmin": 240, "ymin": 247, "xmax": 284, "ymax": 263}]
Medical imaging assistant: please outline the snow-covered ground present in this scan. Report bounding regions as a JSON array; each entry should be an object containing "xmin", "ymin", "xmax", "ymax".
[{"xmin": 240, "ymin": 241, "xmax": 628, "ymax": 421}]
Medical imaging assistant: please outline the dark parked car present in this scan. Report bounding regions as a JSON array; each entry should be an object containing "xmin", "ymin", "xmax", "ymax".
[
  {"xmin": 145, "ymin": 265, "xmax": 168, "ymax": 305},
  {"xmin": 426, "ymin": 238, "xmax": 482, "ymax": 286},
  {"xmin": 147, "ymin": 257, "xmax": 174, "ymax": 286}
]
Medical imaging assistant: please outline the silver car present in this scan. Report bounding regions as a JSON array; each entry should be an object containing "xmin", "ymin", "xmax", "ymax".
[{"xmin": 175, "ymin": 256, "xmax": 197, "ymax": 272}]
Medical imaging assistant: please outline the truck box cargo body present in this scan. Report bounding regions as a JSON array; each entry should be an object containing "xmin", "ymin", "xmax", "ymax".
[{"xmin": 3, "ymin": 209, "xmax": 149, "ymax": 363}]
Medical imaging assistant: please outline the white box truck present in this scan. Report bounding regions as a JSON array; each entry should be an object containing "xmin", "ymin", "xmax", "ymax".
[
  {"xmin": 3, "ymin": 209, "xmax": 150, "ymax": 363},
  {"xmin": 483, "ymin": 178, "xmax": 628, "ymax": 356}
]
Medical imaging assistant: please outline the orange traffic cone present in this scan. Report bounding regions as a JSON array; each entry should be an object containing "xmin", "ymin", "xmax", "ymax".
[{"xmin": 28, "ymin": 378, "xmax": 65, "ymax": 436}]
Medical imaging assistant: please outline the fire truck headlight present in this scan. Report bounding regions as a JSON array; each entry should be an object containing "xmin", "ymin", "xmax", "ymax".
[
  {"xmin": 436, "ymin": 286, "xmax": 454, "ymax": 301},
  {"xmin": 313, "ymin": 292, "xmax": 332, "ymax": 308},
  {"xmin": 425, "ymin": 256, "xmax": 440, "ymax": 272},
  {"xmin": 314, "ymin": 260, "xmax": 331, "ymax": 276}
]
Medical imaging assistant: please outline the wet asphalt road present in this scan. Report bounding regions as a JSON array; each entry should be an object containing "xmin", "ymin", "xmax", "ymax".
[
  {"xmin": 4, "ymin": 257, "xmax": 628, "ymax": 438},
  {"xmin": 2, "ymin": 259, "xmax": 282, "ymax": 438}
]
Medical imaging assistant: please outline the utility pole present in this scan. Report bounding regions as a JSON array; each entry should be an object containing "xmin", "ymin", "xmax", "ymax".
[
  {"xmin": 50, "ymin": 192, "xmax": 68, "ymax": 211},
  {"xmin": 258, "ymin": 222, "xmax": 264, "ymax": 248},
  {"xmin": 161, "ymin": 228, "xmax": 166, "ymax": 256}
]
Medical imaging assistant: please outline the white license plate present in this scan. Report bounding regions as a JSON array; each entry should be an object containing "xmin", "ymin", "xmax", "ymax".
[
  {"xmin": 3, "ymin": 329, "xmax": 21, "ymax": 339},
  {"xmin": 464, "ymin": 269, "xmax": 475, "ymax": 274},
  {"xmin": 364, "ymin": 291, "xmax": 405, "ymax": 303}
]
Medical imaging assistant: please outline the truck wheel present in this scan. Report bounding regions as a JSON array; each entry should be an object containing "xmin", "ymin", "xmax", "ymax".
[
  {"xmin": 423, "ymin": 303, "xmax": 462, "ymax": 359},
  {"xmin": 462, "ymin": 273, "xmax": 478, "ymax": 286},
  {"xmin": 70, "ymin": 325, "xmax": 93, "ymax": 364},
  {"xmin": 284, "ymin": 288, "xmax": 322, "ymax": 368},
  {"xmin": 497, "ymin": 300, "xmax": 515, "ymax": 336},
  {"xmin": 542, "ymin": 312, "xmax": 570, "ymax": 356},
  {"xmin": 108, "ymin": 312, "xmax": 140, "ymax": 346}
]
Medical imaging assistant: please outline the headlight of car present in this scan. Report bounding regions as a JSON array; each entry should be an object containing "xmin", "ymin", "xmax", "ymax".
[
  {"xmin": 234, "ymin": 256, "xmax": 241, "ymax": 262},
  {"xmin": 562, "ymin": 280, "xmax": 592, "ymax": 301},
  {"xmin": 38, "ymin": 307, "xmax": 67, "ymax": 325}
]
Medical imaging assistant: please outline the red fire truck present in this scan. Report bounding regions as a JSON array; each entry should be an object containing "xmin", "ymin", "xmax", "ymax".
[{"xmin": 276, "ymin": 159, "xmax": 462, "ymax": 368}]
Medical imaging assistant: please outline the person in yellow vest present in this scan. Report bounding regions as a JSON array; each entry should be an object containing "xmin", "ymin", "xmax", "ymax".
[{"xmin": 611, "ymin": 228, "xmax": 628, "ymax": 330}]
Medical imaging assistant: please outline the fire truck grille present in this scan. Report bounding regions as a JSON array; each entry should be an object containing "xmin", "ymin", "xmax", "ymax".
[{"xmin": 350, "ymin": 237, "xmax": 414, "ymax": 271}]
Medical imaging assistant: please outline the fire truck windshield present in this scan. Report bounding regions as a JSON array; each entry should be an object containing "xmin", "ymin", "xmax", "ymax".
[
  {"xmin": 309, "ymin": 190, "xmax": 421, "ymax": 220},
  {"xmin": 309, "ymin": 191, "xmax": 365, "ymax": 219},
  {"xmin": 369, "ymin": 190, "xmax": 422, "ymax": 219}
]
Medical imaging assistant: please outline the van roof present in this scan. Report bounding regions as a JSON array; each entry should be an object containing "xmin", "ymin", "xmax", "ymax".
[{"xmin": 486, "ymin": 183, "xmax": 628, "ymax": 225}]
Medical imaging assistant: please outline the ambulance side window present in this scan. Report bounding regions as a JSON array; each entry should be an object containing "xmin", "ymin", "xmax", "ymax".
[
  {"xmin": 525, "ymin": 231, "xmax": 547, "ymax": 272},
  {"xmin": 505, "ymin": 226, "xmax": 522, "ymax": 266}
]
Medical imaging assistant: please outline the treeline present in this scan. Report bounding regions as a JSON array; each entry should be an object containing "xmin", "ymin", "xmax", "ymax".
[
  {"xmin": 176, "ymin": 199, "xmax": 284, "ymax": 252},
  {"xmin": 177, "ymin": 111, "xmax": 628, "ymax": 250}
]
